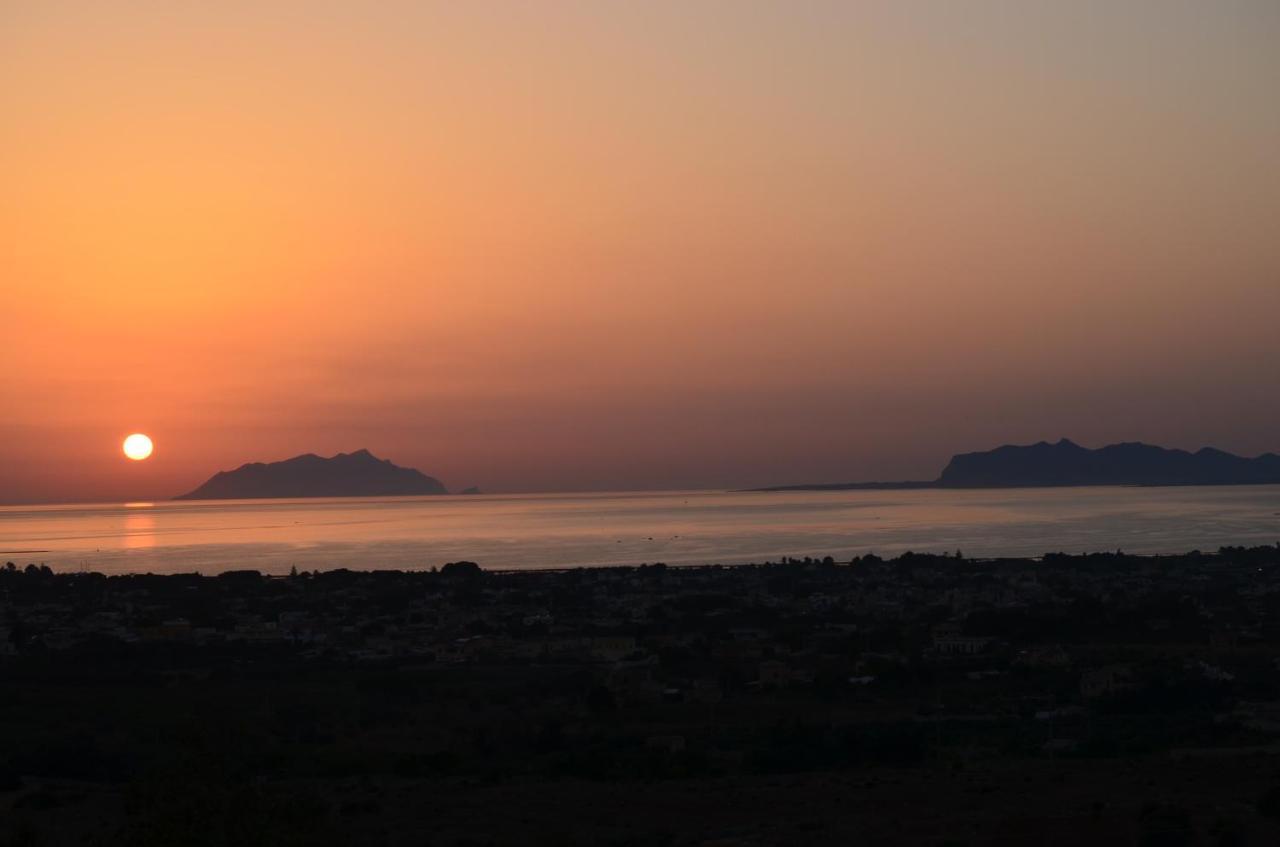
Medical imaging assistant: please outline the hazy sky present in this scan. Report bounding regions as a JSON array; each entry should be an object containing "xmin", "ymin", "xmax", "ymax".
[{"xmin": 3, "ymin": 1, "xmax": 1279, "ymax": 503}]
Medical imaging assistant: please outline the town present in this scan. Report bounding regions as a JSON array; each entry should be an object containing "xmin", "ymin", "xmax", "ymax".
[{"xmin": 4, "ymin": 547, "xmax": 1280, "ymax": 845}]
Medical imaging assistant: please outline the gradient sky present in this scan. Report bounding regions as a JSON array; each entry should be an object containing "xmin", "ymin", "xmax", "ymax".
[{"xmin": 3, "ymin": 1, "xmax": 1279, "ymax": 503}]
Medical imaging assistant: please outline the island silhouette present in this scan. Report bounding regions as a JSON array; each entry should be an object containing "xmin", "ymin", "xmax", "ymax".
[
  {"xmin": 175, "ymin": 449, "xmax": 447, "ymax": 500},
  {"xmin": 760, "ymin": 438, "xmax": 1280, "ymax": 491}
]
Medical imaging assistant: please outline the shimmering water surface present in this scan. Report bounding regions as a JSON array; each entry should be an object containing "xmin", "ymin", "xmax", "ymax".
[{"xmin": 3, "ymin": 486, "xmax": 1279, "ymax": 575}]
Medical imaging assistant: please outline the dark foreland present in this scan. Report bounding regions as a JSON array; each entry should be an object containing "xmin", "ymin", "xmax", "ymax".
[
  {"xmin": 175, "ymin": 449, "xmax": 447, "ymax": 500},
  {"xmin": 761, "ymin": 438, "xmax": 1280, "ymax": 491},
  {"xmin": 5, "ymin": 547, "xmax": 1280, "ymax": 845}
]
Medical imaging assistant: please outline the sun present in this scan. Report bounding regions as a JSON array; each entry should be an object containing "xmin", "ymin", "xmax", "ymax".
[{"xmin": 123, "ymin": 433, "xmax": 154, "ymax": 461}]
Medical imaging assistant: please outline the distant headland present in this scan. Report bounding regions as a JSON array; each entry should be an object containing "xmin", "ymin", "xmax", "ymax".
[
  {"xmin": 758, "ymin": 439, "xmax": 1280, "ymax": 491},
  {"xmin": 175, "ymin": 449, "xmax": 448, "ymax": 500}
]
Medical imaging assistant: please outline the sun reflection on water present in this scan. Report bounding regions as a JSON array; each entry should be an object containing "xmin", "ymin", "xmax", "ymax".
[{"xmin": 123, "ymin": 512, "xmax": 157, "ymax": 550}]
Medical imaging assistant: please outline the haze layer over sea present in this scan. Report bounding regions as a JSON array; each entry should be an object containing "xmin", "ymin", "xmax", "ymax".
[{"xmin": 3, "ymin": 486, "xmax": 1279, "ymax": 575}]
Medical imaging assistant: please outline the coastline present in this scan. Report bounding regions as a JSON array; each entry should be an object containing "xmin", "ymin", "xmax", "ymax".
[{"xmin": 5, "ymin": 483, "xmax": 1280, "ymax": 576}]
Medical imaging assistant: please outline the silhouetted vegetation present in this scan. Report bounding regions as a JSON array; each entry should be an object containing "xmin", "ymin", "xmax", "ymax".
[{"xmin": 4, "ymin": 547, "xmax": 1280, "ymax": 844}]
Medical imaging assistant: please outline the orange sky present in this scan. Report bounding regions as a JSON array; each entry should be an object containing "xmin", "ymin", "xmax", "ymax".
[{"xmin": 3, "ymin": 1, "xmax": 1280, "ymax": 503}]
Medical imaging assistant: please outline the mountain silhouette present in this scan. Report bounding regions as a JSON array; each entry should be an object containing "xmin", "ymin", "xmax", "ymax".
[
  {"xmin": 759, "ymin": 439, "xmax": 1280, "ymax": 491},
  {"xmin": 939, "ymin": 438, "xmax": 1280, "ymax": 487},
  {"xmin": 175, "ymin": 449, "xmax": 447, "ymax": 500}
]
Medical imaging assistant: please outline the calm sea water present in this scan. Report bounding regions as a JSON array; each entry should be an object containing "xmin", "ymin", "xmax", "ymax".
[{"xmin": 2, "ymin": 486, "xmax": 1279, "ymax": 575}]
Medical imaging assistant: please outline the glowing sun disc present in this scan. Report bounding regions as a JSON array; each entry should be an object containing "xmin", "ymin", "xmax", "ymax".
[{"xmin": 123, "ymin": 433, "xmax": 154, "ymax": 461}]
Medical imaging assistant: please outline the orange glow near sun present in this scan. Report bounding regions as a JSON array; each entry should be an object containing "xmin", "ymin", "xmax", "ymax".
[{"xmin": 123, "ymin": 433, "xmax": 154, "ymax": 461}]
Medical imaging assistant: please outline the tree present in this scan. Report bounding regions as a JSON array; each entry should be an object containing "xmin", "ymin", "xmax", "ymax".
[{"xmin": 440, "ymin": 561, "xmax": 482, "ymax": 580}]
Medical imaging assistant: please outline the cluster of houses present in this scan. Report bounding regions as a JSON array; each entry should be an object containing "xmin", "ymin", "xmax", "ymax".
[{"xmin": 3, "ymin": 547, "xmax": 1280, "ymax": 727}]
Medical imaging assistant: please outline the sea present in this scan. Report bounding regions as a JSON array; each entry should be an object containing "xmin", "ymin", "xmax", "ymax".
[{"xmin": 2, "ymin": 485, "xmax": 1279, "ymax": 575}]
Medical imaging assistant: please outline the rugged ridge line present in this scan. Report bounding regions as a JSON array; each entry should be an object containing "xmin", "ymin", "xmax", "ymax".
[
  {"xmin": 757, "ymin": 439, "xmax": 1280, "ymax": 491},
  {"xmin": 175, "ymin": 449, "xmax": 447, "ymax": 500}
]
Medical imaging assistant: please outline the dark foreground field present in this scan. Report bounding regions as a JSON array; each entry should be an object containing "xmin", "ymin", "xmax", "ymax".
[{"xmin": 4, "ymin": 547, "xmax": 1280, "ymax": 845}]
